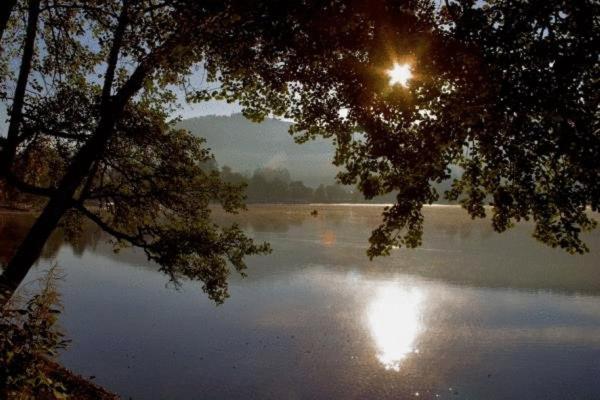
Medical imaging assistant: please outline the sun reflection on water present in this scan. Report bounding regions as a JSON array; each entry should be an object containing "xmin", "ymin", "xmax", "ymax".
[{"xmin": 367, "ymin": 284, "xmax": 425, "ymax": 371}]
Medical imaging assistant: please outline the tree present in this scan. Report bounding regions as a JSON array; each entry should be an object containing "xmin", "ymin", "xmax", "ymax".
[
  {"xmin": 325, "ymin": 184, "xmax": 351, "ymax": 203},
  {"xmin": 220, "ymin": 165, "xmax": 248, "ymax": 186},
  {"xmin": 247, "ymin": 171, "xmax": 268, "ymax": 203},
  {"xmin": 0, "ymin": 0, "xmax": 598, "ymax": 307},
  {"xmin": 0, "ymin": 0, "xmax": 275, "ymax": 306},
  {"xmin": 314, "ymin": 185, "xmax": 328, "ymax": 203},
  {"xmin": 192, "ymin": 0, "xmax": 598, "ymax": 257},
  {"xmin": 288, "ymin": 181, "xmax": 314, "ymax": 203}
]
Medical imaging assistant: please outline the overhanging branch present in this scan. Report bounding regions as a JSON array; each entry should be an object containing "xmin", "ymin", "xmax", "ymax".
[
  {"xmin": 73, "ymin": 202, "xmax": 145, "ymax": 247},
  {"xmin": 1, "ymin": 168, "xmax": 56, "ymax": 197}
]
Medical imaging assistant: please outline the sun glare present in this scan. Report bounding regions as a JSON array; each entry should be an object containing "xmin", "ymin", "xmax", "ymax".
[{"xmin": 387, "ymin": 63, "xmax": 413, "ymax": 87}]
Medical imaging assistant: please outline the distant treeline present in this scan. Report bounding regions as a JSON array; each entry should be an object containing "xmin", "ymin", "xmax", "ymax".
[{"xmin": 218, "ymin": 164, "xmax": 396, "ymax": 204}]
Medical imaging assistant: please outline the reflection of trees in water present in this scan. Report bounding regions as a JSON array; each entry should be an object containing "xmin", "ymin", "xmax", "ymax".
[
  {"xmin": 214, "ymin": 205, "xmax": 367, "ymax": 234},
  {"xmin": 218, "ymin": 206, "xmax": 600, "ymax": 297},
  {"xmin": 0, "ymin": 215, "xmax": 34, "ymax": 266},
  {"xmin": 212, "ymin": 205, "xmax": 494, "ymax": 240},
  {"xmin": 248, "ymin": 216, "xmax": 304, "ymax": 233},
  {"xmin": 423, "ymin": 212, "xmax": 489, "ymax": 241},
  {"xmin": 323, "ymin": 211, "xmax": 346, "ymax": 227},
  {"xmin": 214, "ymin": 207, "xmax": 310, "ymax": 233},
  {"xmin": 0, "ymin": 215, "xmax": 42, "ymax": 266},
  {"xmin": 0, "ymin": 215, "xmax": 103, "ymax": 266},
  {"xmin": 44, "ymin": 225, "xmax": 104, "ymax": 260},
  {"xmin": 3, "ymin": 207, "xmax": 600, "ymax": 297}
]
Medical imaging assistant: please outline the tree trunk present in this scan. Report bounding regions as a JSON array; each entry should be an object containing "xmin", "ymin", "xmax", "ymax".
[
  {"xmin": 0, "ymin": 0, "xmax": 42, "ymax": 306},
  {"xmin": 0, "ymin": 0, "xmax": 180, "ymax": 308},
  {"xmin": 1, "ymin": 0, "xmax": 40, "ymax": 170},
  {"xmin": 0, "ymin": 2, "xmax": 133, "ymax": 308},
  {"xmin": 0, "ymin": 114, "xmax": 117, "ymax": 308},
  {"xmin": 0, "ymin": 186, "xmax": 74, "ymax": 304}
]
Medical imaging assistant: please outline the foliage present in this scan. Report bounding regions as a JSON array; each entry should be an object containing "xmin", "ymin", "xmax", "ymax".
[
  {"xmin": 191, "ymin": 0, "xmax": 599, "ymax": 256},
  {"xmin": 0, "ymin": 0, "xmax": 598, "ymax": 306},
  {"xmin": 0, "ymin": 0, "xmax": 274, "ymax": 304},
  {"xmin": 220, "ymin": 165, "xmax": 370, "ymax": 204},
  {"xmin": 0, "ymin": 268, "xmax": 69, "ymax": 399}
]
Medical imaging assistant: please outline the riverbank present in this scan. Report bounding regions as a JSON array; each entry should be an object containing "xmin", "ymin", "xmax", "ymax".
[{"xmin": 43, "ymin": 360, "xmax": 119, "ymax": 400}]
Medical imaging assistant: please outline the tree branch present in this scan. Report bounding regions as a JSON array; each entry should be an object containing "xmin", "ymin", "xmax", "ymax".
[
  {"xmin": 2, "ymin": 0, "xmax": 41, "ymax": 168},
  {"xmin": 73, "ymin": 202, "xmax": 144, "ymax": 246},
  {"xmin": 0, "ymin": 0, "xmax": 16, "ymax": 47},
  {"xmin": 101, "ymin": 0, "xmax": 130, "ymax": 101},
  {"xmin": 3, "ymin": 169, "xmax": 55, "ymax": 197},
  {"xmin": 19, "ymin": 124, "xmax": 90, "ymax": 141}
]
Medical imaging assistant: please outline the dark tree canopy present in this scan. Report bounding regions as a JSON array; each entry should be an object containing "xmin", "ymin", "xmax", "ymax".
[
  {"xmin": 0, "ymin": 0, "xmax": 598, "ymax": 305},
  {"xmin": 192, "ymin": 0, "xmax": 599, "ymax": 256},
  {"xmin": 0, "ymin": 0, "xmax": 278, "ymax": 305}
]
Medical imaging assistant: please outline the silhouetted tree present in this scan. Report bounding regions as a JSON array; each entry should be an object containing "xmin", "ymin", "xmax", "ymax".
[
  {"xmin": 0, "ymin": 0, "xmax": 598, "ymax": 307},
  {"xmin": 325, "ymin": 184, "xmax": 351, "ymax": 203},
  {"xmin": 220, "ymin": 166, "xmax": 247, "ymax": 186},
  {"xmin": 247, "ymin": 171, "xmax": 268, "ymax": 202},
  {"xmin": 314, "ymin": 185, "xmax": 328, "ymax": 203},
  {"xmin": 191, "ymin": 0, "xmax": 598, "ymax": 257},
  {"xmin": 0, "ymin": 0, "xmax": 275, "ymax": 306},
  {"xmin": 246, "ymin": 168, "xmax": 293, "ymax": 203},
  {"xmin": 288, "ymin": 181, "xmax": 314, "ymax": 203}
]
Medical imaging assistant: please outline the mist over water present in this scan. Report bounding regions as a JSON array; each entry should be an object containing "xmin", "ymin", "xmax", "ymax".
[{"xmin": 3, "ymin": 205, "xmax": 600, "ymax": 399}]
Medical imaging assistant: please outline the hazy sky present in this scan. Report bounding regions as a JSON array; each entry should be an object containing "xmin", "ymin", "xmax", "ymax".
[{"xmin": 176, "ymin": 99, "xmax": 242, "ymax": 120}]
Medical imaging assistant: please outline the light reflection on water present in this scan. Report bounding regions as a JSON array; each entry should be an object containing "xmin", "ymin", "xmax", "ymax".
[
  {"xmin": 3, "ymin": 204, "xmax": 600, "ymax": 399},
  {"xmin": 367, "ymin": 284, "xmax": 425, "ymax": 371}
]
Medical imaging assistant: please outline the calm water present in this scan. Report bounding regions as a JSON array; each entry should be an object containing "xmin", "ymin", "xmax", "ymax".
[{"xmin": 3, "ymin": 205, "xmax": 600, "ymax": 399}]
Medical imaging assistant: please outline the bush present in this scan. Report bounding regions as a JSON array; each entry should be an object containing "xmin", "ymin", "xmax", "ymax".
[{"xmin": 0, "ymin": 268, "xmax": 70, "ymax": 399}]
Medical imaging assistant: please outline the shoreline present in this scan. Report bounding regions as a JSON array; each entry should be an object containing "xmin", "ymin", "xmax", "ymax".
[{"xmin": 43, "ymin": 360, "xmax": 119, "ymax": 400}]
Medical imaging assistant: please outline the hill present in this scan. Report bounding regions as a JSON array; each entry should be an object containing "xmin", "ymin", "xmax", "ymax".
[{"xmin": 177, "ymin": 114, "xmax": 338, "ymax": 187}]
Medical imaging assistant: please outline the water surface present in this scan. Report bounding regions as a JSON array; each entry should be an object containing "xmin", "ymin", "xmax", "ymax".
[{"xmin": 2, "ymin": 205, "xmax": 600, "ymax": 399}]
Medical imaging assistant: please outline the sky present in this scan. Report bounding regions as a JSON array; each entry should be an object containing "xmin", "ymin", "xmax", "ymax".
[
  {"xmin": 176, "ymin": 99, "xmax": 242, "ymax": 120},
  {"xmin": 0, "ymin": 49, "xmax": 243, "ymax": 135}
]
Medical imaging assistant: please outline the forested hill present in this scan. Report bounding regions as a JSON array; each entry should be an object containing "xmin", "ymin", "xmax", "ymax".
[{"xmin": 177, "ymin": 114, "xmax": 338, "ymax": 187}]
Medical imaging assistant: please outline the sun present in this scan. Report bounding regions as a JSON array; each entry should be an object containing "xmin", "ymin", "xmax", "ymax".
[{"xmin": 387, "ymin": 63, "xmax": 412, "ymax": 87}]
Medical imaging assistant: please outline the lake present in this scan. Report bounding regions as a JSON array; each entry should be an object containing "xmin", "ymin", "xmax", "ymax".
[{"xmin": 2, "ymin": 205, "xmax": 600, "ymax": 399}]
